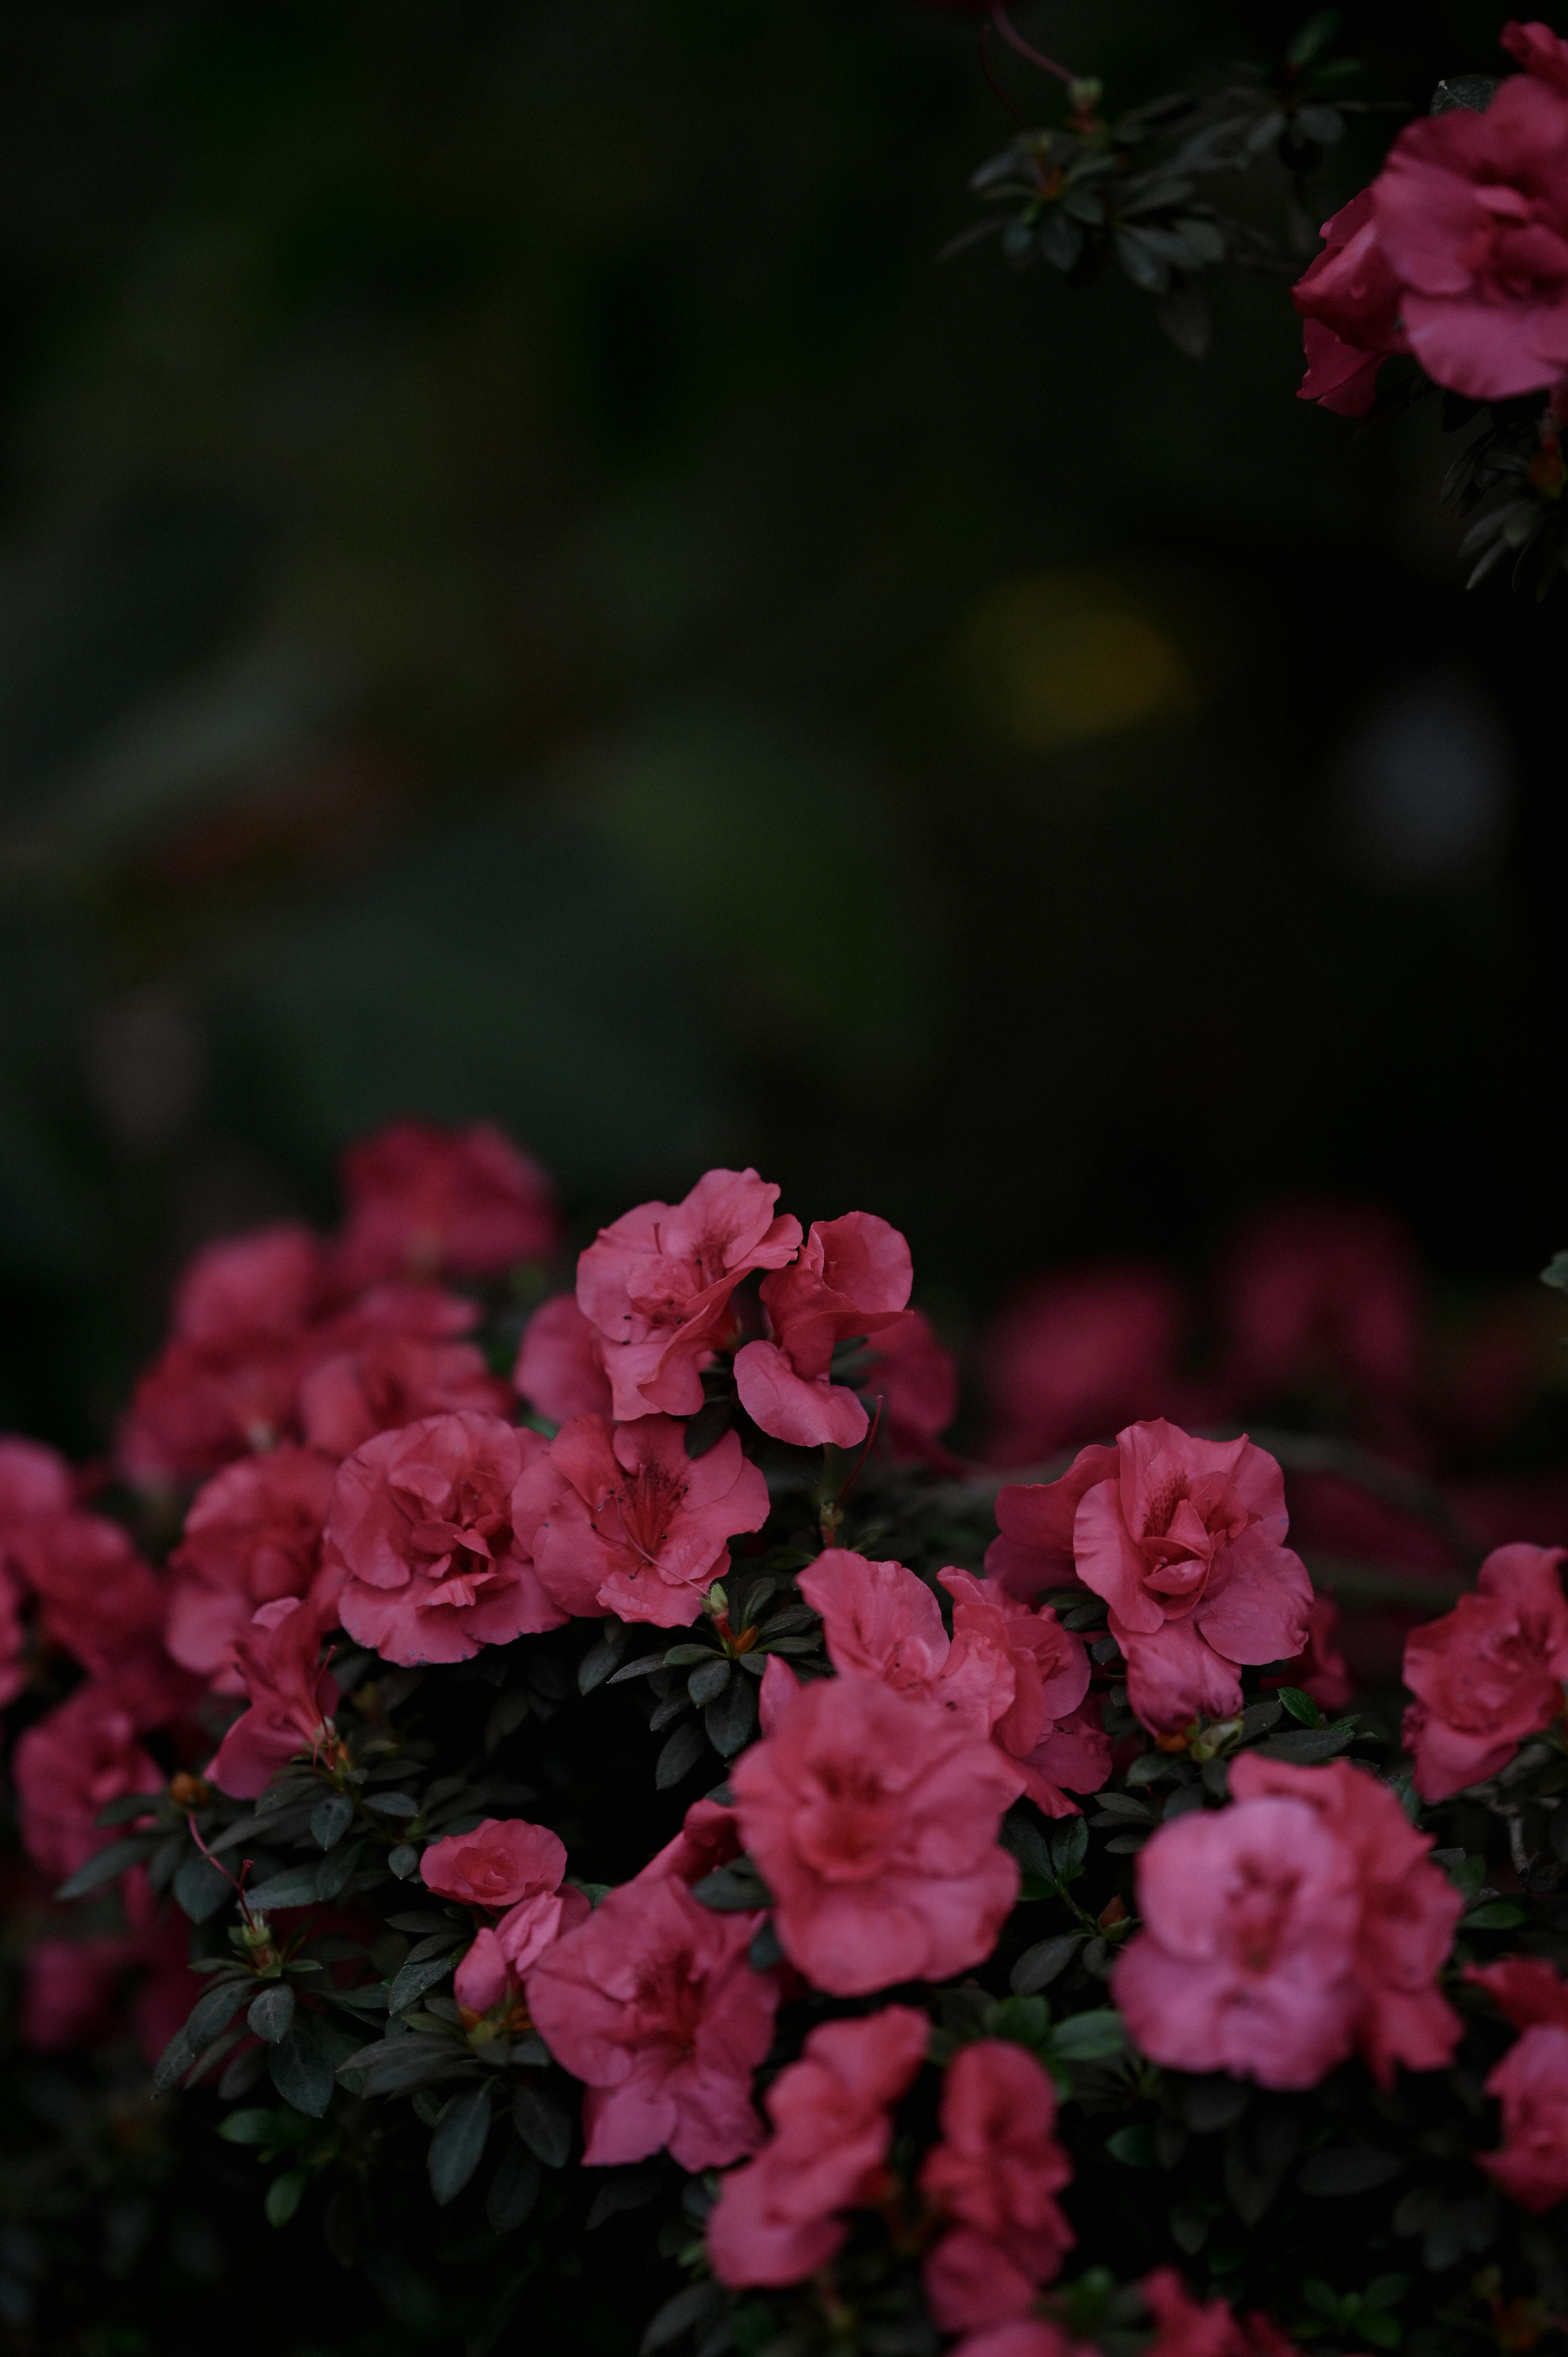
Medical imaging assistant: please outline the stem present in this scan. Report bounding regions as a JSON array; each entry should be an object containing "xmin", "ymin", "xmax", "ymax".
[
  {"xmin": 990, "ymin": 4, "xmax": 1075, "ymax": 88},
  {"xmin": 979, "ymin": 23, "xmax": 1034, "ymax": 127},
  {"xmin": 187, "ymin": 1811, "xmax": 259, "ymax": 1932}
]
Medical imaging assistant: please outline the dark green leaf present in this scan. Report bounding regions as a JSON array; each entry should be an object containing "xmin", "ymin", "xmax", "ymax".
[
  {"xmin": 512, "ymin": 2084, "xmax": 572, "ymax": 2169},
  {"xmin": 311, "ymin": 1795, "xmax": 355, "ymax": 1850},
  {"xmin": 705, "ymin": 1676, "xmax": 757, "ymax": 1758},
  {"xmin": 1010, "ymin": 1935, "xmax": 1084, "ymax": 1995},
  {"xmin": 388, "ymin": 1843, "xmax": 420, "ymax": 1879},
  {"xmin": 248, "ymin": 1984, "xmax": 297, "ymax": 2044},
  {"xmin": 1047, "ymin": 2009, "xmax": 1125, "ymax": 2062},
  {"xmin": 662, "ymin": 1644, "xmax": 715, "ymax": 1668},
  {"xmin": 1540, "ymin": 1250, "xmax": 1568, "ymax": 1294},
  {"xmin": 345, "ymin": 2035, "xmax": 475, "ymax": 2098},
  {"xmin": 265, "ymin": 2170, "xmax": 307, "ymax": 2227},
  {"xmin": 683, "ymin": 1399, "xmax": 733, "ymax": 1459},
  {"xmin": 1460, "ymin": 1901, "xmax": 1527, "ymax": 1931},
  {"xmin": 55, "ymin": 1836, "xmax": 155, "ymax": 1901},
  {"xmin": 1107, "ymin": 2124, "xmax": 1157, "ymax": 2167},
  {"xmin": 578, "ymin": 1626, "xmax": 627, "ymax": 1693},
  {"xmin": 269, "ymin": 2016, "xmax": 339, "ymax": 2118},
  {"xmin": 363, "ymin": 1792, "xmax": 419, "ymax": 1819},
  {"xmin": 1049, "ymin": 1819, "xmax": 1089, "ymax": 1883},
  {"xmin": 216, "ymin": 2108, "xmax": 281, "ymax": 2146},
  {"xmin": 586, "ymin": 2166, "xmax": 662, "ymax": 2229},
  {"xmin": 174, "ymin": 1849, "xmax": 238, "ymax": 1923},
  {"xmin": 687, "ymin": 1657, "xmax": 731, "ymax": 1709},
  {"xmin": 486, "ymin": 2142, "xmax": 542, "ymax": 2234},
  {"xmin": 655, "ymin": 1721, "xmax": 706, "ymax": 1788},
  {"xmin": 1298, "ymin": 2147, "xmax": 1404, "ymax": 2196},
  {"xmin": 643, "ymin": 2281, "xmax": 727, "ymax": 2355},
  {"xmin": 390, "ymin": 1950, "xmax": 458, "ymax": 2015},
  {"xmin": 152, "ymin": 2027, "xmax": 195, "ymax": 2099},
  {"xmin": 692, "ymin": 1861, "xmax": 772, "ymax": 1912},
  {"xmin": 244, "ymin": 1862, "xmax": 329, "ymax": 1910},
  {"xmin": 1276, "ymin": 1687, "xmax": 1324, "ymax": 1729},
  {"xmin": 1255, "ymin": 1725, "xmax": 1355, "ymax": 1765},
  {"xmin": 749, "ymin": 1919, "xmax": 784, "ymax": 1972},
  {"xmin": 187, "ymin": 1977, "xmax": 255, "ymax": 2050},
  {"xmin": 428, "ymin": 2085, "xmax": 491, "ymax": 2206}
]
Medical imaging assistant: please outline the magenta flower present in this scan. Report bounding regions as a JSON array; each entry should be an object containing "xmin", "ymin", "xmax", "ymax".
[
  {"xmin": 706, "ymin": 2006, "xmax": 930, "ymax": 2286},
  {"xmin": 334, "ymin": 1119, "xmax": 559, "ymax": 1286},
  {"xmin": 1402, "ymin": 1543, "xmax": 1568, "ymax": 1801},
  {"xmin": 920, "ymin": 2041, "xmax": 1075, "ymax": 2332},
  {"xmin": 14, "ymin": 1682, "xmax": 163, "ymax": 1881},
  {"xmin": 576, "ymin": 1167, "xmax": 801, "ymax": 1419},
  {"xmin": 166, "ymin": 1445, "xmax": 337, "ymax": 1690},
  {"xmin": 735, "ymin": 1210, "xmax": 912, "ymax": 1447},
  {"xmin": 526, "ymin": 1873, "xmax": 777, "ymax": 2170},
  {"xmin": 512, "ymin": 1293, "xmax": 613, "ymax": 1425},
  {"xmin": 205, "ymin": 1592, "xmax": 342, "ymax": 1800}
]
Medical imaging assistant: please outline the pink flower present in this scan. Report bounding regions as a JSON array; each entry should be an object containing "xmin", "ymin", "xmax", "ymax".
[
  {"xmin": 576, "ymin": 1168, "xmax": 801, "ymax": 1420},
  {"xmin": 512, "ymin": 1294, "xmax": 613, "ymax": 1424},
  {"xmin": 989, "ymin": 1422, "xmax": 1312, "ymax": 1735},
  {"xmin": 1265, "ymin": 1592, "xmax": 1353, "ymax": 1715},
  {"xmin": 10, "ymin": 1512, "xmax": 168, "ymax": 1681},
  {"xmin": 706, "ymin": 2005, "xmax": 929, "ymax": 2286},
  {"xmin": 526, "ymin": 1873, "xmax": 778, "ymax": 2169},
  {"xmin": 14, "ymin": 1682, "xmax": 162, "ymax": 1882},
  {"xmin": 797, "ymin": 1550, "xmax": 952, "ymax": 1694},
  {"xmin": 949, "ymin": 2330, "xmax": 1086, "ymax": 2357},
  {"xmin": 921, "ymin": 2040, "xmax": 1075, "ymax": 2331},
  {"xmin": 0, "ymin": 1435, "xmax": 64, "ymax": 1706},
  {"xmin": 1467, "ymin": 1954, "xmax": 1568, "ymax": 2031},
  {"xmin": 20, "ymin": 1934, "xmax": 134, "ymax": 2052},
  {"xmin": 327, "ymin": 1411, "xmax": 563, "ymax": 1666},
  {"xmin": 1217, "ymin": 1203, "xmax": 1421, "ymax": 1403},
  {"xmin": 422, "ymin": 1816, "xmax": 592, "ymax": 1982},
  {"xmin": 513, "ymin": 1413, "xmax": 771, "ymax": 1628},
  {"xmin": 863, "ymin": 1309, "xmax": 960, "ymax": 1464},
  {"xmin": 1478, "ymin": 2023, "xmax": 1568, "ymax": 2211},
  {"xmin": 1116, "ymin": 1755, "xmax": 1462, "ymax": 2091},
  {"xmin": 1503, "ymin": 19, "xmax": 1568, "ymax": 92},
  {"xmin": 335, "ymin": 1119, "xmax": 559, "ymax": 1286},
  {"xmin": 978, "ymin": 1265, "xmax": 1192, "ymax": 1470},
  {"xmin": 1141, "ymin": 2271, "xmax": 1286, "ymax": 2357},
  {"xmin": 1292, "ymin": 189, "xmax": 1412, "ymax": 415},
  {"xmin": 166, "ymin": 1445, "xmax": 337, "ymax": 1690},
  {"xmin": 645, "ymin": 1794, "xmax": 745, "ymax": 1884},
  {"xmin": 299, "ymin": 1319, "xmax": 509, "ymax": 1459},
  {"xmin": 730, "ymin": 1670, "xmax": 1021, "ymax": 1996},
  {"xmin": 1402, "ymin": 1543, "xmax": 1568, "ymax": 1801},
  {"xmin": 735, "ymin": 1212, "xmax": 912, "ymax": 1448},
  {"xmin": 205, "ymin": 1592, "xmax": 341, "ymax": 1799}
]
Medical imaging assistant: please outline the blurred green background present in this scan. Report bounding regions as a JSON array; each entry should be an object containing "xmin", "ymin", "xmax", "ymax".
[{"xmin": 0, "ymin": 0, "xmax": 1561, "ymax": 1453}]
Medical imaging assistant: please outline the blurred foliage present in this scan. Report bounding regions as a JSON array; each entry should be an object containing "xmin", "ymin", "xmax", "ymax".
[{"xmin": 0, "ymin": 0, "xmax": 1562, "ymax": 1461}]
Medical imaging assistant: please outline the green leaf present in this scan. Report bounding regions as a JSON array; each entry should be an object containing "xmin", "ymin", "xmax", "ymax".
[
  {"xmin": 687, "ymin": 1657, "xmax": 731, "ymax": 1709},
  {"xmin": 186, "ymin": 1977, "xmax": 255, "ymax": 2050},
  {"xmin": 244, "ymin": 1862, "xmax": 329, "ymax": 1911},
  {"xmin": 486, "ymin": 2141, "xmax": 542, "ymax": 2234},
  {"xmin": 248, "ymin": 1984, "xmax": 297, "ymax": 2044},
  {"xmin": 173, "ymin": 1848, "xmax": 237, "ymax": 1923},
  {"xmin": 1047, "ymin": 2009, "xmax": 1125, "ymax": 2062},
  {"xmin": 1286, "ymin": 9, "xmax": 1340, "ymax": 68},
  {"xmin": 1255, "ymin": 1725, "xmax": 1356, "ymax": 1765},
  {"xmin": 151, "ymin": 2026, "xmax": 195, "ymax": 2099},
  {"xmin": 428, "ymin": 2084, "xmax": 491, "ymax": 2206},
  {"xmin": 1460, "ymin": 1901, "xmax": 1527, "ymax": 1931},
  {"xmin": 691, "ymin": 1861, "xmax": 772, "ymax": 1913},
  {"xmin": 345, "ymin": 2035, "xmax": 475, "ymax": 2098},
  {"xmin": 655, "ymin": 1721, "xmax": 706, "ymax": 1788},
  {"xmin": 268, "ymin": 2016, "xmax": 339, "ymax": 2118},
  {"xmin": 1010, "ymin": 1935, "xmax": 1084, "ymax": 1995},
  {"xmin": 265, "ymin": 2170, "xmax": 308, "ymax": 2228},
  {"xmin": 1049, "ymin": 1819, "xmax": 1089, "ymax": 1884},
  {"xmin": 705, "ymin": 1675, "xmax": 758, "ymax": 1758},
  {"xmin": 217, "ymin": 2108, "xmax": 283, "ymax": 2146},
  {"xmin": 389, "ymin": 1950, "xmax": 457, "ymax": 2016},
  {"xmin": 1275, "ymin": 1687, "xmax": 1324, "ymax": 1729},
  {"xmin": 387, "ymin": 1843, "xmax": 420, "ymax": 1879},
  {"xmin": 311, "ymin": 1795, "xmax": 355, "ymax": 1850},
  {"xmin": 643, "ymin": 2281, "xmax": 727, "ymax": 2354},
  {"xmin": 578, "ymin": 1626, "xmax": 627, "ymax": 1693},
  {"xmin": 512, "ymin": 2084, "xmax": 572, "ymax": 2169},
  {"xmin": 1540, "ymin": 1250, "xmax": 1568, "ymax": 1294},
  {"xmin": 1107, "ymin": 2124, "xmax": 1158, "ymax": 2168},
  {"xmin": 1298, "ymin": 2147, "xmax": 1404, "ymax": 2197},
  {"xmin": 55, "ymin": 1836, "xmax": 155, "ymax": 1900},
  {"xmin": 661, "ymin": 1644, "xmax": 715, "ymax": 1668}
]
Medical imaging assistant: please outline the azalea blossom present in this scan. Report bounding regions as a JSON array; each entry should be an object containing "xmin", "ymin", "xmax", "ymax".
[
  {"xmin": 921, "ymin": 2040, "xmax": 1075, "ymax": 2330},
  {"xmin": 1402, "ymin": 1543, "xmax": 1568, "ymax": 1801},
  {"xmin": 334, "ymin": 1118, "xmax": 559, "ymax": 1286},
  {"xmin": 735, "ymin": 1210, "xmax": 912, "ymax": 1447}
]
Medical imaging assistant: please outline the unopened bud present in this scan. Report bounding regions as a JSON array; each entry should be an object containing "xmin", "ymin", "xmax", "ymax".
[
  {"xmin": 168, "ymin": 1772, "xmax": 210, "ymax": 1809},
  {"xmin": 701, "ymin": 1582, "xmax": 729, "ymax": 1620}
]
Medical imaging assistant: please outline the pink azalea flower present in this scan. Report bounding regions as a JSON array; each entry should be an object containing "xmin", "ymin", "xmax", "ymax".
[
  {"xmin": 978, "ymin": 1265, "xmax": 1192, "ymax": 1470},
  {"xmin": 14, "ymin": 1681, "xmax": 162, "ymax": 1881},
  {"xmin": 430, "ymin": 1822, "xmax": 593, "ymax": 2017},
  {"xmin": 949, "ymin": 2330, "xmax": 1086, "ymax": 2357},
  {"xmin": 0, "ymin": 1435, "xmax": 75, "ymax": 1708},
  {"xmin": 797, "ymin": 1550, "xmax": 952, "ymax": 1695},
  {"xmin": 512, "ymin": 1294, "xmax": 613, "ymax": 1425},
  {"xmin": 19, "ymin": 1933, "xmax": 136, "ymax": 2052},
  {"xmin": 299, "ymin": 1321, "xmax": 509, "ymax": 1459},
  {"xmin": 730, "ymin": 1670, "xmax": 1021, "ymax": 1996},
  {"xmin": 643, "ymin": 1793, "xmax": 745, "ymax": 1884},
  {"xmin": 1264, "ymin": 1593, "xmax": 1353, "ymax": 1716},
  {"xmin": 334, "ymin": 1119, "xmax": 559, "ymax": 1286},
  {"xmin": 576, "ymin": 1168, "xmax": 801, "ymax": 1420},
  {"xmin": 735, "ymin": 1211, "xmax": 912, "ymax": 1448},
  {"xmin": 10, "ymin": 1511, "xmax": 168, "ymax": 1682},
  {"xmin": 1292, "ymin": 189, "xmax": 1412, "ymax": 415},
  {"xmin": 513, "ymin": 1413, "xmax": 771, "ymax": 1628},
  {"xmin": 1478, "ymin": 2023, "xmax": 1568, "ymax": 2212},
  {"xmin": 205, "ymin": 1592, "xmax": 342, "ymax": 1799},
  {"xmin": 1402, "ymin": 1543, "xmax": 1568, "ymax": 1801},
  {"xmin": 988, "ymin": 1421, "xmax": 1312, "ymax": 1735},
  {"xmin": 526, "ymin": 1874, "xmax": 777, "ymax": 2170},
  {"xmin": 1217, "ymin": 1203, "xmax": 1422, "ymax": 1403},
  {"xmin": 1116, "ymin": 1756, "xmax": 1462, "ymax": 2090},
  {"xmin": 1467, "ymin": 1954, "xmax": 1568, "ymax": 2031},
  {"xmin": 920, "ymin": 2040, "xmax": 1075, "ymax": 2331},
  {"xmin": 862, "ymin": 1309, "xmax": 960, "ymax": 1465},
  {"xmin": 706, "ymin": 2005, "xmax": 930, "ymax": 2286},
  {"xmin": 1374, "ymin": 72, "xmax": 1568, "ymax": 400},
  {"xmin": 327, "ymin": 1410, "xmax": 563, "ymax": 1666},
  {"xmin": 166, "ymin": 1445, "xmax": 337, "ymax": 1691},
  {"xmin": 1503, "ymin": 18, "xmax": 1568, "ymax": 92}
]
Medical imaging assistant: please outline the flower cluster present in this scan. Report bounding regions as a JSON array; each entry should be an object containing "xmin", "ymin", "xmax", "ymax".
[{"xmin": 4, "ymin": 1129, "xmax": 1568, "ymax": 2357}]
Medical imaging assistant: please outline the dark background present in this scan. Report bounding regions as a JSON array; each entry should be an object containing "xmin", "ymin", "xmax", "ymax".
[{"xmin": 0, "ymin": 0, "xmax": 1561, "ymax": 1456}]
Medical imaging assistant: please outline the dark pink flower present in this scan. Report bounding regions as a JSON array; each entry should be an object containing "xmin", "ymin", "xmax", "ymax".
[
  {"xmin": 1115, "ymin": 1756, "xmax": 1463, "ymax": 2089},
  {"xmin": 205, "ymin": 1592, "xmax": 342, "ymax": 1799},
  {"xmin": 645, "ymin": 1794, "xmax": 745, "ymax": 1885},
  {"xmin": 1142, "ymin": 2271, "xmax": 1255, "ymax": 2357},
  {"xmin": 989, "ymin": 1422, "xmax": 1312, "ymax": 1735},
  {"xmin": 1478, "ymin": 2023, "xmax": 1568, "ymax": 2211},
  {"xmin": 1375, "ymin": 73, "xmax": 1568, "ymax": 399},
  {"xmin": 1466, "ymin": 1954, "xmax": 1568, "ymax": 2031},
  {"xmin": 949, "ymin": 2329, "xmax": 1086, "ymax": 2357},
  {"xmin": 11, "ymin": 1512, "xmax": 168, "ymax": 1682},
  {"xmin": 1264, "ymin": 1593, "xmax": 1353, "ymax": 1716},
  {"xmin": 512, "ymin": 1294, "xmax": 613, "ymax": 1425},
  {"xmin": 920, "ymin": 2040, "xmax": 1075, "ymax": 2331},
  {"xmin": 978, "ymin": 1265, "xmax": 1191, "ymax": 1470},
  {"xmin": 735, "ymin": 1212, "xmax": 912, "ymax": 1448},
  {"xmin": 797, "ymin": 1550, "xmax": 952, "ymax": 1695},
  {"xmin": 1217, "ymin": 1203, "xmax": 1422, "ymax": 1403},
  {"xmin": 14, "ymin": 1682, "xmax": 162, "ymax": 1882},
  {"xmin": 1503, "ymin": 19, "xmax": 1568, "ymax": 91},
  {"xmin": 20, "ymin": 1934, "xmax": 134, "ymax": 2051},
  {"xmin": 166, "ymin": 1445, "xmax": 337, "ymax": 1690},
  {"xmin": 941, "ymin": 1570, "xmax": 1110, "ymax": 1816},
  {"xmin": 1292, "ymin": 189, "xmax": 1411, "ymax": 415},
  {"xmin": 863, "ymin": 1309, "xmax": 961, "ymax": 1465},
  {"xmin": 526, "ymin": 1873, "xmax": 777, "ymax": 2170},
  {"xmin": 514, "ymin": 1413, "xmax": 771, "ymax": 1628},
  {"xmin": 0, "ymin": 1434, "xmax": 74, "ymax": 1523},
  {"xmin": 730, "ymin": 1670, "xmax": 1021, "ymax": 1996},
  {"xmin": 706, "ymin": 2006, "xmax": 930, "ymax": 2286},
  {"xmin": 299, "ymin": 1323, "xmax": 509, "ymax": 1459},
  {"xmin": 335, "ymin": 1119, "xmax": 559, "ymax": 1285},
  {"xmin": 576, "ymin": 1168, "xmax": 801, "ymax": 1420},
  {"xmin": 428, "ymin": 1821, "xmax": 592, "ymax": 2018},
  {"xmin": 1402, "ymin": 1543, "xmax": 1568, "ymax": 1801},
  {"xmin": 328, "ymin": 1411, "xmax": 562, "ymax": 1665}
]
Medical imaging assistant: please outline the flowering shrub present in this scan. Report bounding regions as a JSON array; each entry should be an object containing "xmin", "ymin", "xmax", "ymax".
[{"xmin": 2, "ymin": 1124, "xmax": 1568, "ymax": 2354}]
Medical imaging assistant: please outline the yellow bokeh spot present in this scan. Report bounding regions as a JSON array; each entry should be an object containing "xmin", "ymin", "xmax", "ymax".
[{"xmin": 963, "ymin": 572, "xmax": 1199, "ymax": 751}]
